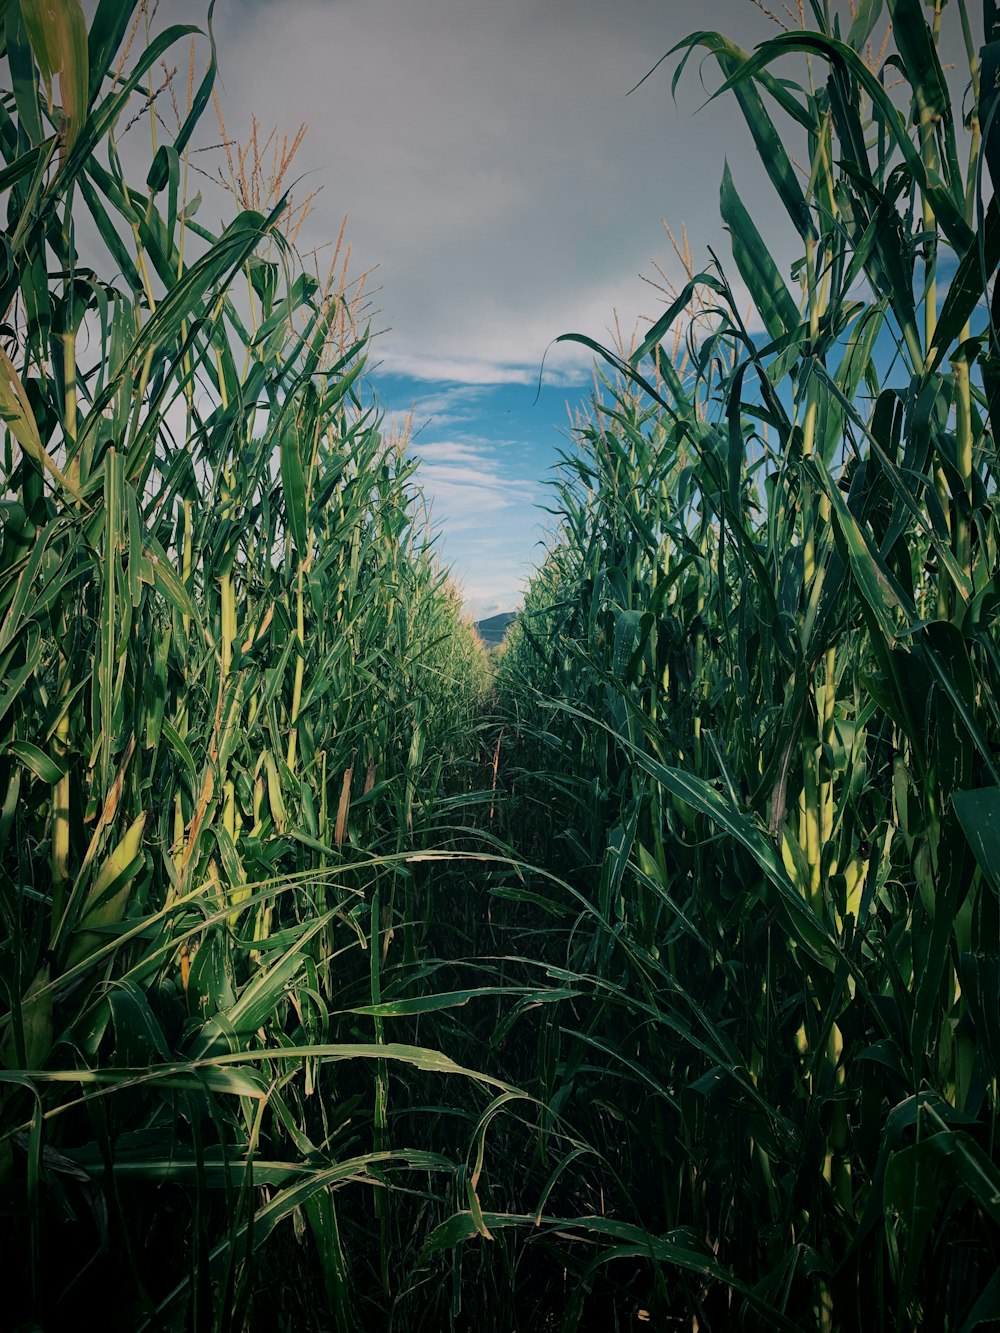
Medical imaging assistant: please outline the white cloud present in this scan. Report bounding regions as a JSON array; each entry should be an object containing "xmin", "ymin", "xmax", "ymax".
[
  {"xmin": 401, "ymin": 433, "xmax": 540, "ymax": 610},
  {"xmin": 197, "ymin": 0, "xmax": 813, "ymax": 385},
  {"xmin": 414, "ymin": 438, "xmax": 538, "ymax": 533},
  {"xmin": 373, "ymin": 349, "xmax": 592, "ymax": 387},
  {"xmin": 463, "ymin": 588, "xmax": 527, "ymax": 622},
  {"xmin": 413, "ymin": 440, "xmax": 490, "ymax": 465},
  {"xmin": 409, "ymin": 387, "xmax": 488, "ymax": 419},
  {"xmin": 378, "ymin": 384, "xmax": 490, "ymax": 440}
]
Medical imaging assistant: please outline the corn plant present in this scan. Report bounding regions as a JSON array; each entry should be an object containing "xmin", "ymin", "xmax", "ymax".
[
  {"xmin": 0, "ymin": 4, "xmax": 497, "ymax": 1328},
  {"xmin": 491, "ymin": 2, "xmax": 1000, "ymax": 1327}
]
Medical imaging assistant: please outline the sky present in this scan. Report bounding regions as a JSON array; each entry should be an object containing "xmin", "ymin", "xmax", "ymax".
[{"xmin": 157, "ymin": 0, "xmax": 977, "ymax": 619}]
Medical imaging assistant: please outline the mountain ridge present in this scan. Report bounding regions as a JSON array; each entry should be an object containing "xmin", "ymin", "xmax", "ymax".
[{"xmin": 474, "ymin": 610, "xmax": 516, "ymax": 648}]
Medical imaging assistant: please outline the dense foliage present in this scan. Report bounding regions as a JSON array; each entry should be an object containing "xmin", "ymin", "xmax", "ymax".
[
  {"xmin": 5, "ymin": 0, "xmax": 1000, "ymax": 1330},
  {"xmin": 494, "ymin": 0, "xmax": 1000, "ymax": 1326},
  {"xmin": 0, "ymin": 4, "xmax": 492, "ymax": 1327}
]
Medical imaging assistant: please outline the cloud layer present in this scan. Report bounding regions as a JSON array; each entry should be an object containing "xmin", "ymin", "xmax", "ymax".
[{"xmin": 203, "ymin": 0, "xmax": 801, "ymax": 384}]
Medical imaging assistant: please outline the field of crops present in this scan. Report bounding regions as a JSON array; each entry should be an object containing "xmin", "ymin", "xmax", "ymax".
[{"xmin": 3, "ymin": 1, "xmax": 1000, "ymax": 1329}]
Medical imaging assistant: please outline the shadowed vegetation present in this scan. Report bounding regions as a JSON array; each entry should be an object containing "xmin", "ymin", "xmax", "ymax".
[{"xmin": 493, "ymin": 0, "xmax": 1000, "ymax": 1326}]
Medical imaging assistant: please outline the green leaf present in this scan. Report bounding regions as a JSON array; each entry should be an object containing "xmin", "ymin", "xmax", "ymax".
[
  {"xmin": 885, "ymin": 0, "xmax": 949, "ymax": 120},
  {"xmin": 146, "ymin": 535, "xmax": 199, "ymax": 622},
  {"xmin": 931, "ymin": 199, "xmax": 1000, "ymax": 364},
  {"xmin": 629, "ymin": 750, "xmax": 840, "ymax": 967},
  {"xmin": 719, "ymin": 30, "xmax": 972, "ymax": 253},
  {"xmin": 952, "ymin": 787, "xmax": 1000, "ymax": 896},
  {"xmin": 86, "ymin": 0, "xmax": 136, "ymax": 102},
  {"xmin": 720, "ymin": 160, "xmax": 801, "ymax": 342},
  {"xmin": 672, "ymin": 31, "xmax": 816, "ymax": 242},
  {"xmin": 8, "ymin": 739, "xmax": 64, "ymax": 783},
  {"xmin": 280, "ymin": 416, "xmax": 308, "ymax": 555},
  {"xmin": 845, "ymin": 0, "xmax": 884, "ymax": 52},
  {"xmin": 348, "ymin": 986, "xmax": 529, "ymax": 1019}
]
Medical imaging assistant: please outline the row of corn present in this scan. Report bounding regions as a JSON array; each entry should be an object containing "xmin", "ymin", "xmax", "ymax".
[{"xmin": 492, "ymin": 1, "xmax": 1000, "ymax": 1327}]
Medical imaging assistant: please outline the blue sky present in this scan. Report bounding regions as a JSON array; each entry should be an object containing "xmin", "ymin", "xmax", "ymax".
[
  {"xmin": 376, "ymin": 376, "xmax": 560, "ymax": 619},
  {"xmin": 174, "ymin": 0, "xmax": 980, "ymax": 619}
]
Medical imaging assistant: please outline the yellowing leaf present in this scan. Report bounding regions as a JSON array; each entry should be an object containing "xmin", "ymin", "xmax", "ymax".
[
  {"xmin": 0, "ymin": 343, "xmax": 85, "ymax": 503},
  {"xmin": 19, "ymin": 0, "xmax": 89, "ymax": 152}
]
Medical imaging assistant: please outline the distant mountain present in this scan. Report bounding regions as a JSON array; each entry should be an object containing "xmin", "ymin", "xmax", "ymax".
[{"xmin": 474, "ymin": 611, "xmax": 516, "ymax": 648}]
